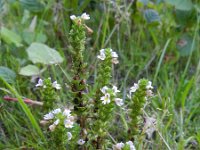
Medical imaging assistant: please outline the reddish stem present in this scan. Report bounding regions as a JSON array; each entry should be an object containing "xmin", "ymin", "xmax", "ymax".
[{"xmin": 3, "ymin": 96, "xmax": 43, "ymax": 106}]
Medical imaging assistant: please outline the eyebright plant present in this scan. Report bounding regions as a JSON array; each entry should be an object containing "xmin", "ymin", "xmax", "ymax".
[
  {"xmin": 127, "ymin": 79, "xmax": 154, "ymax": 139},
  {"xmin": 38, "ymin": 13, "xmax": 155, "ymax": 149},
  {"xmin": 36, "ymin": 78, "xmax": 61, "ymax": 111}
]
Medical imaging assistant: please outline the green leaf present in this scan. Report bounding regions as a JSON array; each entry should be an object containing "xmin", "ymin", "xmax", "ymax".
[
  {"xmin": 35, "ymin": 32, "xmax": 47, "ymax": 43},
  {"xmin": 175, "ymin": 9, "xmax": 195, "ymax": 27},
  {"xmin": 0, "ymin": 27, "xmax": 22, "ymax": 47},
  {"xmin": 23, "ymin": 31, "xmax": 47, "ymax": 44},
  {"xmin": 19, "ymin": 65, "xmax": 40, "ymax": 76},
  {"xmin": 22, "ymin": 31, "xmax": 35, "ymax": 45},
  {"xmin": 26, "ymin": 42, "xmax": 63, "ymax": 65},
  {"xmin": 19, "ymin": 0, "xmax": 44, "ymax": 12},
  {"xmin": 144, "ymin": 9, "xmax": 160, "ymax": 24},
  {"xmin": 0, "ymin": 66, "xmax": 16, "ymax": 83},
  {"xmin": 166, "ymin": 0, "xmax": 193, "ymax": 11},
  {"xmin": 177, "ymin": 34, "xmax": 196, "ymax": 56}
]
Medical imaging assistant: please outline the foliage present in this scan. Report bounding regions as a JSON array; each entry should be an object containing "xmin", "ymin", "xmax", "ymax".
[{"xmin": 0, "ymin": 0, "xmax": 200, "ymax": 150}]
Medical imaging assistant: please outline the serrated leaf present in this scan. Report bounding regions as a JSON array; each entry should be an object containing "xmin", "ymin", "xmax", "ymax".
[
  {"xmin": 177, "ymin": 34, "xmax": 195, "ymax": 56},
  {"xmin": 19, "ymin": 0, "xmax": 44, "ymax": 12},
  {"xmin": 144, "ymin": 9, "xmax": 160, "ymax": 23},
  {"xmin": 166, "ymin": 0, "xmax": 193, "ymax": 11},
  {"xmin": 26, "ymin": 42, "xmax": 63, "ymax": 65},
  {"xmin": 0, "ymin": 27, "xmax": 23, "ymax": 47},
  {"xmin": 19, "ymin": 65, "xmax": 40, "ymax": 76},
  {"xmin": 0, "ymin": 66, "xmax": 16, "ymax": 83}
]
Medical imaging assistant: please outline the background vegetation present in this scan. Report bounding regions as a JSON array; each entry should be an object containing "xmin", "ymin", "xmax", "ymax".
[{"xmin": 0, "ymin": 0, "xmax": 200, "ymax": 149}]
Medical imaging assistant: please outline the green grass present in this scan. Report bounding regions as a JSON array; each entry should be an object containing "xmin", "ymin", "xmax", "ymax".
[{"xmin": 0, "ymin": 0, "xmax": 200, "ymax": 149}]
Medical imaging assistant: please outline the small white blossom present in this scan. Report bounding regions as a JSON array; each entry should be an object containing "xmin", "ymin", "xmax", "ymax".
[
  {"xmin": 52, "ymin": 81, "xmax": 61, "ymax": 90},
  {"xmin": 100, "ymin": 86, "xmax": 108, "ymax": 94},
  {"xmin": 63, "ymin": 109, "xmax": 71, "ymax": 117},
  {"xmin": 68, "ymin": 115, "xmax": 75, "ymax": 122},
  {"xmin": 77, "ymin": 139, "xmax": 85, "ymax": 145},
  {"xmin": 70, "ymin": 15, "xmax": 77, "ymax": 20},
  {"xmin": 112, "ymin": 86, "xmax": 120, "ymax": 95},
  {"xmin": 52, "ymin": 108, "xmax": 61, "ymax": 114},
  {"xmin": 146, "ymin": 89, "xmax": 153, "ymax": 97},
  {"xmin": 114, "ymin": 98, "xmax": 124, "ymax": 106},
  {"xmin": 126, "ymin": 141, "xmax": 136, "ymax": 150},
  {"xmin": 112, "ymin": 57, "xmax": 119, "ymax": 64},
  {"xmin": 81, "ymin": 12, "xmax": 90, "ymax": 20},
  {"xmin": 130, "ymin": 83, "xmax": 139, "ymax": 93},
  {"xmin": 146, "ymin": 81, "xmax": 153, "ymax": 89},
  {"xmin": 113, "ymin": 142, "xmax": 124, "ymax": 150},
  {"xmin": 97, "ymin": 48, "xmax": 119, "ymax": 64},
  {"xmin": 111, "ymin": 51, "xmax": 118, "ymax": 58},
  {"xmin": 53, "ymin": 119, "xmax": 60, "ymax": 125},
  {"xmin": 100, "ymin": 93, "xmax": 111, "ymax": 105},
  {"xmin": 44, "ymin": 112, "xmax": 54, "ymax": 120},
  {"xmin": 111, "ymin": 49, "xmax": 119, "ymax": 64},
  {"xmin": 97, "ymin": 49, "xmax": 106, "ymax": 60},
  {"xmin": 48, "ymin": 119, "xmax": 60, "ymax": 132},
  {"xmin": 49, "ymin": 124, "xmax": 56, "ymax": 131},
  {"xmin": 64, "ymin": 119, "xmax": 74, "ymax": 128},
  {"xmin": 67, "ymin": 132, "xmax": 72, "ymax": 141},
  {"xmin": 36, "ymin": 79, "xmax": 43, "ymax": 87},
  {"xmin": 128, "ymin": 83, "xmax": 139, "ymax": 99}
]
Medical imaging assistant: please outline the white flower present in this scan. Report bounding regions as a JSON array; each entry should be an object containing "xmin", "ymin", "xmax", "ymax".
[
  {"xmin": 146, "ymin": 83, "xmax": 153, "ymax": 89},
  {"xmin": 128, "ymin": 83, "xmax": 139, "ymax": 99},
  {"xmin": 146, "ymin": 81, "xmax": 153, "ymax": 89},
  {"xmin": 112, "ymin": 57, "xmax": 119, "ymax": 64},
  {"xmin": 48, "ymin": 119, "xmax": 60, "ymax": 131},
  {"xmin": 111, "ymin": 50, "xmax": 119, "ymax": 64},
  {"xmin": 67, "ymin": 132, "xmax": 72, "ymax": 141},
  {"xmin": 68, "ymin": 115, "xmax": 75, "ymax": 122},
  {"xmin": 111, "ymin": 51, "xmax": 118, "ymax": 58},
  {"xmin": 52, "ymin": 108, "xmax": 61, "ymax": 114},
  {"xmin": 49, "ymin": 124, "xmax": 56, "ymax": 131},
  {"xmin": 97, "ymin": 48, "xmax": 119, "ymax": 64},
  {"xmin": 70, "ymin": 15, "xmax": 77, "ymax": 20},
  {"xmin": 100, "ymin": 93, "xmax": 111, "ymax": 105},
  {"xmin": 44, "ymin": 112, "xmax": 54, "ymax": 120},
  {"xmin": 63, "ymin": 109, "xmax": 71, "ymax": 117},
  {"xmin": 77, "ymin": 139, "xmax": 85, "ymax": 145},
  {"xmin": 114, "ymin": 98, "xmax": 124, "ymax": 106},
  {"xmin": 97, "ymin": 49, "xmax": 106, "ymax": 60},
  {"xmin": 53, "ymin": 119, "xmax": 60, "ymax": 125},
  {"xmin": 130, "ymin": 83, "xmax": 139, "ymax": 93},
  {"xmin": 36, "ymin": 79, "xmax": 43, "ymax": 87},
  {"xmin": 126, "ymin": 141, "xmax": 136, "ymax": 150},
  {"xmin": 64, "ymin": 119, "xmax": 74, "ymax": 128},
  {"xmin": 112, "ymin": 142, "xmax": 124, "ymax": 150},
  {"xmin": 112, "ymin": 86, "xmax": 120, "ymax": 95},
  {"xmin": 81, "ymin": 12, "xmax": 90, "ymax": 20},
  {"xmin": 52, "ymin": 81, "xmax": 61, "ymax": 90},
  {"xmin": 100, "ymin": 86, "xmax": 108, "ymax": 94},
  {"xmin": 146, "ymin": 90, "xmax": 153, "ymax": 97}
]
